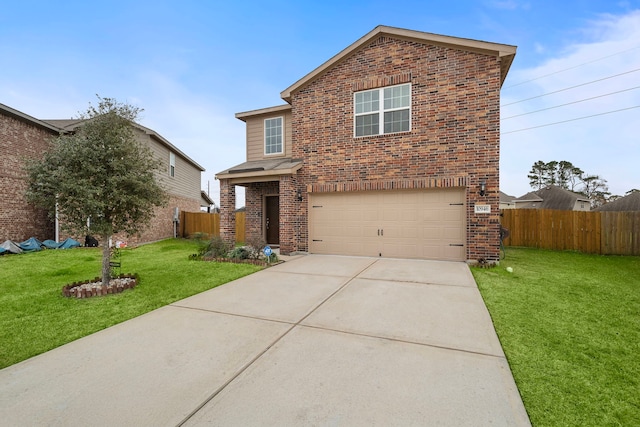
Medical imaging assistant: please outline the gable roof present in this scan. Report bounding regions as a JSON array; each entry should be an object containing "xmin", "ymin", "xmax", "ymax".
[
  {"xmin": 499, "ymin": 191, "xmax": 516, "ymax": 203},
  {"xmin": 595, "ymin": 191, "xmax": 640, "ymax": 211},
  {"xmin": 280, "ymin": 25, "xmax": 517, "ymax": 102},
  {"xmin": 516, "ymin": 185, "xmax": 590, "ymax": 210},
  {"xmin": 514, "ymin": 191, "xmax": 543, "ymax": 203},
  {"xmin": 42, "ymin": 119, "xmax": 205, "ymax": 172},
  {"xmin": 0, "ymin": 103, "xmax": 62, "ymax": 133}
]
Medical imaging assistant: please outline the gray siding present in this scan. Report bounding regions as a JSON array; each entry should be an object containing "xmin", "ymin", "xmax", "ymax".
[{"xmin": 133, "ymin": 128, "xmax": 201, "ymax": 201}]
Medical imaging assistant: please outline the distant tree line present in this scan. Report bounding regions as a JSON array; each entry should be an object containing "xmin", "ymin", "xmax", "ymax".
[{"xmin": 527, "ymin": 160, "xmax": 616, "ymax": 208}]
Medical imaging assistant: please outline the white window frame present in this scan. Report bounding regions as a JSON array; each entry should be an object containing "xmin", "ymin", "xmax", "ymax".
[
  {"xmin": 354, "ymin": 83, "xmax": 411, "ymax": 137},
  {"xmin": 264, "ymin": 116, "xmax": 284, "ymax": 155},
  {"xmin": 169, "ymin": 152, "xmax": 176, "ymax": 177}
]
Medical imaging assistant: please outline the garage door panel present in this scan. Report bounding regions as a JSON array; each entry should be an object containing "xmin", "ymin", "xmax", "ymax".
[{"xmin": 309, "ymin": 189, "xmax": 466, "ymax": 261}]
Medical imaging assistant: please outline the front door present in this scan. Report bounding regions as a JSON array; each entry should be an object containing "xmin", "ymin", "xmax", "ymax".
[{"xmin": 265, "ymin": 196, "xmax": 280, "ymax": 245}]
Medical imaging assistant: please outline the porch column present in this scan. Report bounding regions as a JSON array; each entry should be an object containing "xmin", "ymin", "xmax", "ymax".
[
  {"xmin": 219, "ymin": 179, "xmax": 236, "ymax": 244},
  {"xmin": 280, "ymin": 175, "xmax": 305, "ymax": 254}
]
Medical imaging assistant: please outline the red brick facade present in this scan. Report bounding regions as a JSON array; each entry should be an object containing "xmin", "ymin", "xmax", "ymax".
[
  {"xmin": 1, "ymin": 112, "xmax": 56, "ymax": 242},
  {"xmin": 290, "ymin": 36, "xmax": 502, "ymax": 261},
  {"xmin": 219, "ymin": 180, "xmax": 236, "ymax": 244},
  {"xmin": 219, "ymin": 28, "xmax": 514, "ymax": 263}
]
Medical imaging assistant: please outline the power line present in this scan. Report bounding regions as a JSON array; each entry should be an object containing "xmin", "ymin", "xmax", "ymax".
[
  {"xmin": 502, "ymin": 86, "xmax": 640, "ymax": 120},
  {"xmin": 501, "ymin": 67, "xmax": 640, "ymax": 106},
  {"xmin": 504, "ymin": 45, "xmax": 640, "ymax": 89},
  {"xmin": 501, "ymin": 105, "xmax": 640, "ymax": 135}
]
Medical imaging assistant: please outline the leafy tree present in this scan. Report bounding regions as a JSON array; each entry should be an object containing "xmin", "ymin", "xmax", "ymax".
[
  {"xmin": 25, "ymin": 97, "xmax": 168, "ymax": 287},
  {"xmin": 556, "ymin": 161, "xmax": 584, "ymax": 192},
  {"xmin": 581, "ymin": 175, "xmax": 610, "ymax": 208},
  {"xmin": 528, "ymin": 160, "xmax": 549, "ymax": 190},
  {"xmin": 528, "ymin": 160, "xmax": 584, "ymax": 191}
]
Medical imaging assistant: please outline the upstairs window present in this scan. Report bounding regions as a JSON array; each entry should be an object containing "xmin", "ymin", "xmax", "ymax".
[
  {"xmin": 264, "ymin": 117, "xmax": 283, "ymax": 155},
  {"xmin": 354, "ymin": 83, "xmax": 411, "ymax": 137},
  {"xmin": 169, "ymin": 152, "xmax": 176, "ymax": 177}
]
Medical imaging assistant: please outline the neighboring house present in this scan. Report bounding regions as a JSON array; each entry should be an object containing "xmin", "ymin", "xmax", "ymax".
[
  {"xmin": 499, "ymin": 191, "xmax": 516, "ymax": 210},
  {"xmin": 1, "ymin": 103, "xmax": 59, "ymax": 242},
  {"xmin": 594, "ymin": 191, "xmax": 640, "ymax": 211},
  {"xmin": 0, "ymin": 102, "xmax": 204, "ymax": 244},
  {"xmin": 216, "ymin": 26, "xmax": 516, "ymax": 263},
  {"xmin": 514, "ymin": 185, "xmax": 591, "ymax": 211},
  {"xmin": 201, "ymin": 191, "xmax": 215, "ymax": 212}
]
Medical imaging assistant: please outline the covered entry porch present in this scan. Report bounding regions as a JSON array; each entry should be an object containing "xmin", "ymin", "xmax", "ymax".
[{"xmin": 216, "ymin": 158, "xmax": 303, "ymax": 252}]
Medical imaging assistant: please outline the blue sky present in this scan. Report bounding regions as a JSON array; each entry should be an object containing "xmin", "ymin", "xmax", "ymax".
[{"xmin": 2, "ymin": 0, "xmax": 639, "ymax": 206}]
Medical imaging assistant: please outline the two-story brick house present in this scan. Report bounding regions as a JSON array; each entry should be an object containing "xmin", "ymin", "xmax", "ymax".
[
  {"xmin": 1, "ymin": 102, "xmax": 205, "ymax": 245},
  {"xmin": 216, "ymin": 26, "xmax": 516, "ymax": 262}
]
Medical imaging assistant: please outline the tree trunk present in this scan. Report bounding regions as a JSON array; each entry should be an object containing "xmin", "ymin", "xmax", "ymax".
[{"xmin": 101, "ymin": 234, "xmax": 111, "ymax": 288}]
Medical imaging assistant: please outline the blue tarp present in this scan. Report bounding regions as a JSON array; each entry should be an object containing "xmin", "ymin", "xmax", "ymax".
[
  {"xmin": 59, "ymin": 238, "xmax": 81, "ymax": 249},
  {"xmin": 42, "ymin": 240, "xmax": 59, "ymax": 249},
  {"xmin": 43, "ymin": 238, "xmax": 82, "ymax": 249},
  {"xmin": 1, "ymin": 240, "xmax": 23, "ymax": 255},
  {"xmin": 1, "ymin": 237, "xmax": 81, "ymax": 255},
  {"xmin": 18, "ymin": 237, "xmax": 43, "ymax": 252}
]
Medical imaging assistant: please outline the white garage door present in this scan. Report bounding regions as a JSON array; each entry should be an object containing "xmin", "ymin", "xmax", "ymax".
[{"xmin": 309, "ymin": 189, "xmax": 466, "ymax": 261}]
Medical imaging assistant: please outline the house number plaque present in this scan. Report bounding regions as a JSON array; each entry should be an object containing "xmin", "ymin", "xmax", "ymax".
[{"xmin": 474, "ymin": 204, "xmax": 491, "ymax": 214}]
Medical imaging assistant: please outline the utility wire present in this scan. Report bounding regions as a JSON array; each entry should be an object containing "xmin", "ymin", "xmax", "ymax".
[
  {"xmin": 501, "ymin": 105, "xmax": 640, "ymax": 135},
  {"xmin": 501, "ymin": 67, "xmax": 640, "ymax": 106},
  {"xmin": 504, "ymin": 45, "xmax": 640, "ymax": 89},
  {"xmin": 502, "ymin": 85, "xmax": 640, "ymax": 120}
]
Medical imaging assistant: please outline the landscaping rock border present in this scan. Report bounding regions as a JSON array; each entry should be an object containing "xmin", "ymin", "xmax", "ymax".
[{"xmin": 62, "ymin": 274, "xmax": 138, "ymax": 298}]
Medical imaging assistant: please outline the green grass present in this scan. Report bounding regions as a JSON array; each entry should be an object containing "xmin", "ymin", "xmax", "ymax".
[
  {"xmin": 0, "ymin": 239, "xmax": 261, "ymax": 369},
  {"xmin": 472, "ymin": 248, "xmax": 640, "ymax": 427}
]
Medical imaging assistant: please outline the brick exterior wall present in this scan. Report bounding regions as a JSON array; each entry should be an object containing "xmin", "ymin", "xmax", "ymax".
[
  {"xmin": 1, "ymin": 113, "xmax": 56, "ymax": 242},
  {"xmin": 129, "ymin": 194, "xmax": 200, "ymax": 244},
  {"xmin": 283, "ymin": 35, "xmax": 502, "ymax": 261},
  {"xmin": 219, "ymin": 179, "xmax": 236, "ymax": 244}
]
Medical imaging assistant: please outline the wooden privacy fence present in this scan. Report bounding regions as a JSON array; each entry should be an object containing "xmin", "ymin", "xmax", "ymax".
[
  {"xmin": 501, "ymin": 209, "xmax": 640, "ymax": 256},
  {"xmin": 180, "ymin": 211, "xmax": 245, "ymax": 243}
]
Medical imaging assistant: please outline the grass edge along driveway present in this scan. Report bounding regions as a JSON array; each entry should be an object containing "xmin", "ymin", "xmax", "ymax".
[
  {"xmin": 0, "ymin": 239, "xmax": 261, "ymax": 369},
  {"xmin": 472, "ymin": 247, "xmax": 640, "ymax": 427}
]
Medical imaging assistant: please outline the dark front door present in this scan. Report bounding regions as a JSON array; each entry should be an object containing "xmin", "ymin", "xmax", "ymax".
[{"xmin": 265, "ymin": 196, "xmax": 280, "ymax": 245}]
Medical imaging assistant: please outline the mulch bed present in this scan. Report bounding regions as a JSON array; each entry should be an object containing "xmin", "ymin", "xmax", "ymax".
[
  {"xmin": 62, "ymin": 274, "xmax": 138, "ymax": 298},
  {"xmin": 201, "ymin": 257, "xmax": 283, "ymax": 267}
]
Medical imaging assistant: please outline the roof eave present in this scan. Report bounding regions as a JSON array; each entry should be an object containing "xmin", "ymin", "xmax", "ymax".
[
  {"xmin": 215, "ymin": 163, "xmax": 303, "ymax": 183},
  {"xmin": 235, "ymin": 104, "xmax": 292, "ymax": 121},
  {"xmin": 134, "ymin": 123, "xmax": 205, "ymax": 172},
  {"xmin": 0, "ymin": 103, "xmax": 62, "ymax": 133}
]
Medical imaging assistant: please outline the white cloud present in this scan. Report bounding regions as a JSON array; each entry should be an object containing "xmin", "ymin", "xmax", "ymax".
[{"xmin": 500, "ymin": 10, "xmax": 640, "ymax": 198}]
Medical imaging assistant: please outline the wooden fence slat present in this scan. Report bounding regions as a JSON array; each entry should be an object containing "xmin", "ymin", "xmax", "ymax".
[
  {"xmin": 501, "ymin": 209, "xmax": 639, "ymax": 256},
  {"xmin": 180, "ymin": 211, "xmax": 245, "ymax": 243}
]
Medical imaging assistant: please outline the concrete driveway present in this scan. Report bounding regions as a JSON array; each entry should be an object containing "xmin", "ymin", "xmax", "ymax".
[{"xmin": 0, "ymin": 255, "xmax": 530, "ymax": 426}]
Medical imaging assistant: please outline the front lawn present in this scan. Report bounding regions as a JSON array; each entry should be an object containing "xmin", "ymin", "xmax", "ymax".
[
  {"xmin": 0, "ymin": 239, "xmax": 261, "ymax": 369},
  {"xmin": 472, "ymin": 248, "xmax": 640, "ymax": 427}
]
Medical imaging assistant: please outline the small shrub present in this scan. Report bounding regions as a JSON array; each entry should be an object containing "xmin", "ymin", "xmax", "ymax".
[
  {"xmin": 228, "ymin": 246, "xmax": 250, "ymax": 260},
  {"xmin": 198, "ymin": 236, "xmax": 232, "ymax": 259},
  {"xmin": 245, "ymin": 236, "xmax": 267, "ymax": 260}
]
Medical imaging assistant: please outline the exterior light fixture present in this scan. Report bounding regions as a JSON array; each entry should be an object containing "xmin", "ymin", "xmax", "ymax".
[
  {"xmin": 479, "ymin": 179, "xmax": 487, "ymax": 196},
  {"xmin": 296, "ymin": 189, "xmax": 303, "ymax": 202}
]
